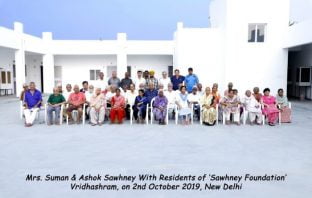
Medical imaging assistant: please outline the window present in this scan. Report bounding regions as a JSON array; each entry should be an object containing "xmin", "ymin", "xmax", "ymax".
[
  {"xmin": 7, "ymin": 71, "xmax": 11, "ymax": 84},
  {"xmin": 127, "ymin": 66, "xmax": 131, "ymax": 77},
  {"xmin": 297, "ymin": 67, "xmax": 312, "ymax": 86},
  {"xmin": 89, "ymin": 69, "xmax": 101, "ymax": 80},
  {"xmin": 248, "ymin": 23, "xmax": 266, "ymax": 43},
  {"xmin": 168, "ymin": 66, "xmax": 173, "ymax": 77},
  {"xmin": 1, "ymin": 71, "xmax": 6, "ymax": 84}
]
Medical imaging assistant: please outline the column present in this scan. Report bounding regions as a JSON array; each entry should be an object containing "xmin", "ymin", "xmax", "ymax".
[
  {"xmin": 117, "ymin": 33, "xmax": 127, "ymax": 78},
  {"xmin": 14, "ymin": 22, "xmax": 25, "ymax": 97},
  {"xmin": 42, "ymin": 32, "xmax": 55, "ymax": 94}
]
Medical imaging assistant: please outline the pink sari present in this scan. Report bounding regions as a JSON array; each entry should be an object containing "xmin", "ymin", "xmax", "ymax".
[{"xmin": 262, "ymin": 95, "xmax": 279, "ymax": 124}]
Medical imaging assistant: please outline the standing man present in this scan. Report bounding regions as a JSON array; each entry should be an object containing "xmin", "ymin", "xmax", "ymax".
[
  {"xmin": 80, "ymin": 81, "xmax": 89, "ymax": 93},
  {"xmin": 134, "ymin": 70, "xmax": 146, "ymax": 87},
  {"xmin": 170, "ymin": 69, "xmax": 185, "ymax": 91},
  {"xmin": 120, "ymin": 72, "xmax": 133, "ymax": 90},
  {"xmin": 108, "ymin": 71, "xmax": 121, "ymax": 88},
  {"xmin": 146, "ymin": 70, "xmax": 158, "ymax": 89},
  {"xmin": 94, "ymin": 72, "xmax": 107, "ymax": 90},
  {"xmin": 159, "ymin": 71, "xmax": 171, "ymax": 91},
  {"xmin": 23, "ymin": 82, "xmax": 42, "ymax": 127},
  {"xmin": 185, "ymin": 67, "xmax": 199, "ymax": 93}
]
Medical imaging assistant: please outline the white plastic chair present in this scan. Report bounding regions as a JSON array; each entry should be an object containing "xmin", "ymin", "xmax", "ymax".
[
  {"xmin": 130, "ymin": 104, "xmax": 149, "ymax": 125},
  {"xmin": 44, "ymin": 104, "xmax": 64, "ymax": 125},
  {"xmin": 222, "ymin": 104, "xmax": 241, "ymax": 125},
  {"xmin": 66, "ymin": 103, "xmax": 86, "ymax": 125},
  {"xmin": 20, "ymin": 101, "xmax": 46, "ymax": 124},
  {"xmin": 175, "ymin": 103, "xmax": 194, "ymax": 125},
  {"xmin": 166, "ymin": 104, "xmax": 176, "ymax": 125},
  {"xmin": 200, "ymin": 104, "xmax": 219, "ymax": 125}
]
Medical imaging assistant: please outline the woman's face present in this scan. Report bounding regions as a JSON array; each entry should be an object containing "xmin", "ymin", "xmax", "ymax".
[
  {"xmin": 116, "ymin": 90, "xmax": 120, "ymax": 96},
  {"xmin": 139, "ymin": 91, "xmax": 143, "ymax": 97},
  {"xmin": 264, "ymin": 91, "xmax": 270, "ymax": 96},
  {"xmin": 205, "ymin": 87, "xmax": 211, "ymax": 95},
  {"xmin": 181, "ymin": 87, "xmax": 186, "ymax": 94}
]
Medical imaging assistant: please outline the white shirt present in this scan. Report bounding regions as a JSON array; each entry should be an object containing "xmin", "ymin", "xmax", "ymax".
[
  {"xmin": 63, "ymin": 91, "xmax": 73, "ymax": 102},
  {"xmin": 188, "ymin": 93, "xmax": 201, "ymax": 103},
  {"xmin": 164, "ymin": 90, "xmax": 177, "ymax": 108},
  {"xmin": 134, "ymin": 77, "xmax": 146, "ymax": 87},
  {"xmin": 159, "ymin": 77, "xmax": 171, "ymax": 90},
  {"xmin": 85, "ymin": 91, "xmax": 94, "ymax": 102},
  {"xmin": 93, "ymin": 79, "xmax": 107, "ymax": 90},
  {"xmin": 126, "ymin": 90, "xmax": 137, "ymax": 106}
]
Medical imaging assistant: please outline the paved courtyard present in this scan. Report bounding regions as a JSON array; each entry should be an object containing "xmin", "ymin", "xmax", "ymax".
[{"xmin": 0, "ymin": 96, "xmax": 311, "ymax": 198}]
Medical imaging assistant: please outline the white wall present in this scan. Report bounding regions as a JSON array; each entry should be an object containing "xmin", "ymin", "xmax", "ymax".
[
  {"xmin": 25, "ymin": 54, "xmax": 42, "ymax": 92},
  {"xmin": 223, "ymin": 0, "xmax": 290, "ymax": 95},
  {"xmin": 127, "ymin": 55, "xmax": 173, "ymax": 79},
  {"xmin": 0, "ymin": 47, "xmax": 14, "ymax": 91},
  {"xmin": 54, "ymin": 55, "xmax": 117, "ymax": 89}
]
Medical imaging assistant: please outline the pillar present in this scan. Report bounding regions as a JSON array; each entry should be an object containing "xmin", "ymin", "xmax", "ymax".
[
  {"xmin": 14, "ymin": 22, "xmax": 25, "ymax": 97},
  {"xmin": 42, "ymin": 32, "xmax": 55, "ymax": 94},
  {"xmin": 117, "ymin": 33, "xmax": 127, "ymax": 78}
]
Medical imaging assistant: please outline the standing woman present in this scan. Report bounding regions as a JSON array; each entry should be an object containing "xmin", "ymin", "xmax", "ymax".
[
  {"xmin": 276, "ymin": 88, "xmax": 291, "ymax": 123},
  {"xmin": 110, "ymin": 88, "xmax": 126, "ymax": 124},
  {"xmin": 200, "ymin": 87, "xmax": 217, "ymax": 126},
  {"xmin": 262, "ymin": 88, "xmax": 280, "ymax": 126},
  {"xmin": 175, "ymin": 86, "xmax": 192, "ymax": 125}
]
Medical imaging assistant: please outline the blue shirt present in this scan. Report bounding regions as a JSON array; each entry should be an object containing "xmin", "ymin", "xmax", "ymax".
[
  {"xmin": 144, "ymin": 89, "xmax": 158, "ymax": 104},
  {"xmin": 185, "ymin": 74, "xmax": 199, "ymax": 93},
  {"xmin": 170, "ymin": 75, "xmax": 185, "ymax": 91},
  {"xmin": 24, "ymin": 89, "xmax": 42, "ymax": 108}
]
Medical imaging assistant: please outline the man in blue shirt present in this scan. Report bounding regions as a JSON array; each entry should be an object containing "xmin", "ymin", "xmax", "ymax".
[
  {"xmin": 144, "ymin": 83, "xmax": 158, "ymax": 104},
  {"xmin": 185, "ymin": 67, "xmax": 199, "ymax": 93},
  {"xmin": 170, "ymin": 69, "xmax": 185, "ymax": 91},
  {"xmin": 24, "ymin": 82, "xmax": 42, "ymax": 127}
]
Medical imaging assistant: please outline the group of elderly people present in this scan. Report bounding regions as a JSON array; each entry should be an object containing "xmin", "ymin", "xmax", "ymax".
[{"xmin": 20, "ymin": 68, "xmax": 292, "ymax": 127}]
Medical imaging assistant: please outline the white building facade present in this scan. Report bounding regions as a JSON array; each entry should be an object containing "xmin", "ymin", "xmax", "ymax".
[{"xmin": 0, "ymin": 0, "xmax": 312, "ymax": 99}]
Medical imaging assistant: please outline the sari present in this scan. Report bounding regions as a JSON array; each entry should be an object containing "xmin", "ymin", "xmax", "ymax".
[
  {"xmin": 200, "ymin": 94, "xmax": 217, "ymax": 125},
  {"xmin": 153, "ymin": 95, "xmax": 168, "ymax": 122},
  {"xmin": 262, "ymin": 95, "xmax": 279, "ymax": 124},
  {"xmin": 110, "ymin": 95, "xmax": 126, "ymax": 123},
  {"xmin": 276, "ymin": 95, "xmax": 291, "ymax": 123}
]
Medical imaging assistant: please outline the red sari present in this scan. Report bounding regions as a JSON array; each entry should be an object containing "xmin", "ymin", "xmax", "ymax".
[{"xmin": 110, "ymin": 95, "xmax": 126, "ymax": 123}]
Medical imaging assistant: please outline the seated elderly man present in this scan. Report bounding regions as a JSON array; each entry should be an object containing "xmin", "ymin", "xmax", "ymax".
[
  {"xmin": 66, "ymin": 85, "xmax": 86, "ymax": 124},
  {"xmin": 153, "ymin": 89, "xmax": 168, "ymax": 125},
  {"xmin": 23, "ymin": 82, "xmax": 42, "ymax": 127},
  {"xmin": 125, "ymin": 84, "xmax": 137, "ymax": 120},
  {"xmin": 89, "ymin": 88, "xmax": 106, "ymax": 126},
  {"xmin": 220, "ymin": 89, "xmax": 240, "ymax": 125},
  {"xmin": 164, "ymin": 83, "xmax": 177, "ymax": 119},
  {"xmin": 241, "ymin": 90, "xmax": 263, "ymax": 125},
  {"xmin": 47, "ymin": 87, "xmax": 66, "ymax": 125},
  {"xmin": 188, "ymin": 86, "xmax": 201, "ymax": 120}
]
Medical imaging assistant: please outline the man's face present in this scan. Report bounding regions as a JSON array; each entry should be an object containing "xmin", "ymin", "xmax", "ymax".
[
  {"xmin": 228, "ymin": 91, "xmax": 234, "ymax": 98},
  {"xmin": 149, "ymin": 84, "xmax": 154, "ymax": 90},
  {"xmin": 66, "ymin": 85, "xmax": 72, "ymax": 92},
  {"xmin": 228, "ymin": 83, "xmax": 233, "ymax": 90},
  {"xmin": 192, "ymin": 88, "xmax": 197, "ymax": 94},
  {"xmin": 130, "ymin": 84, "xmax": 135, "ymax": 91},
  {"xmin": 95, "ymin": 88, "xmax": 101, "ymax": 95},
  {"xmin": 253, "ymin": 87, "xmax": 259, "ymax": 94},
  {"xmin": 197, "ymin": 84, "xmax": 202, "ymax": 90},
  {"xmin": 112, "ymin": 71, "xmax": 117, "ymax": 78},
  {"xmin": 188, "ymin": 70, "xmax": 193, "ymax": 75},
  {"xmin": 175, "ymin": 70, "xmax": 179, "ymax": 76},
  {"xmin": 246, "ymin": 90, "xmax": 251, "ymax": 97},
  {"xmin": 74, "ymin": 86, "xmax": 79, "ymax": 93},
  {"xmin": 83, "ymin": 83, "xmax": 88, "ymax": 89},
  {"xmin": 29, "ymin": 83, "xmax": 35, "ymax": 90},
  {"xmin": 89, "ymin": 85, "xmax": 94, "ymax": 93},
  {"xmin": 53, "ymin": 88, "xmax": 59, "ymax": 95},
  {"xmin": 99, "ymin": 72, "xmax": 104, "ymax": 79},
  {"xmin": 162, "ymin": 72, "xmax": 167, "ymax": 78},
  {"xmin": 205, "ymin": 87, "xmax": 211, "ymax": 95},
  {"xmin": 137, "ymin": 71, "xmax": 142, "ymax": 78},
  {"xmin": 125, "ymin": 72, "xmax": 129, "ymax": 78},
  {"xmin": 168, "ymin": 84, "xmax": 173, "ymax": 91}
]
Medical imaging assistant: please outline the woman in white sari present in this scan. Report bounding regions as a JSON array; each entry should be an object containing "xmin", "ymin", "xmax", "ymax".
[
  {"xmin": 200, "ymin": 87, "xmax": 217, "ymax": 125},
  {"xmin": 175, "ymin": 86, "xmax": 192, "ymax": 125}
]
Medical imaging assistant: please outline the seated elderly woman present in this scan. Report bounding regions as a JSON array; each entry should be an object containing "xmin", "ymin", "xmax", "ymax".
[
  {"xmin": 47, "ymin": 87, "xmax": 66, "ymax": 125},
  {"xmin": 133, "ymin": 89, "xmax": 148, "ymax": 123},
  {"xmin": 220, "ymin": 89, "xmax": 240, "ymax": 125},
  {"xmin": 152, "ymin": 89, "xmax": 168, "ymax": 125},
  {"xmin": 175, "ymin": 85, "xmax": 192, "ymax": 125},
  {"xmin": 276, "ymin": 88, "xmax": 291, "ymax": 123},
  {"xmin": 89, "ymin": 88, "xmax": 106, "ymax": 126},
  {"xmin": 262, "ymin": 88, "xmax": 279, "ymax": 126},
  {"xmin": 110, "ymin": 88, "xmax": 126, "ymax": 124},
  {"xmin": 200, "ymin": 87, "xmax": 217, "ymax": 126}
]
